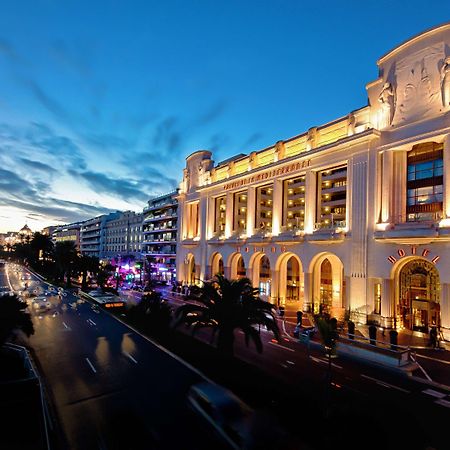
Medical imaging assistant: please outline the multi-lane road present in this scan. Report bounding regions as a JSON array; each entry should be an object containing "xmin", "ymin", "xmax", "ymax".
[
  {"xmin": 2, "ymin": 264, "xmax": 230, "ymax": 450},
  {"xmin": 2, "ymin": 264, "xmax": 450, "ymax": 449}
]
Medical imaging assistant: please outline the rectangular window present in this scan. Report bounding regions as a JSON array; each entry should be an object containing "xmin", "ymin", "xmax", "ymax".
[
  {"xmin": 214, "ymin": 196, "xmax": 226, "ymax": 233},
  {"xmin": 256, "ymin": 184, "xmax": 273, "ymax": 232},
  {"xmin": 283, "ymin": 175, "xmax": 306, "ymax": 231},
  {"xmin": 317, "ymin": 166, "xmax": 347, "ymax": 229},
  {"xmin": 406, "ymin": 143, "xmax": 443, "ymax": 222},
  {"xmin": 233, "ymin": 191, "xmax": 247, "ymax": 232}
]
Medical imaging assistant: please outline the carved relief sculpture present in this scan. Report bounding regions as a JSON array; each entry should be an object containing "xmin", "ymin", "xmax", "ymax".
[
  {"xmin": 378, "ymin": 82, "xmax": 395, "ymax": 128},
  {"xmin": 441, "ymin": 56, "xmax": 450, "ymax": 108},
  {"xmin": 347, "ymin": 112, "xmax": 356, "ymax": 136},
  {"xmin": 274, "ymin": 140, "xmax": 285, "ymax": 162},
  {"xmin": 306, "ymin": 127, "xmax": 317, "ymax": 151}
]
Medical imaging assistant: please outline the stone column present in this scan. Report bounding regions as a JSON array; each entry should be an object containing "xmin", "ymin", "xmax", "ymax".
[
  {"xmin": 304, "ymin": 170, "xmax": 316, "ymax": 233},
  {"xmin": 441, "ymin": 283, "xmax": 450, "ymax": 340},
  {"xmin": 380, "ymin": 150, "xmax": 394, "ymax": 224},
  {"xmin": 225, "ymin": 191, "xmax": 234, "ymax": 238},
  {"xmin": 382, "ymin": 278, "xmax": 394, "ymax": 327},
  {"xmin": 393, "ymin": 150, "xmax": 407, "ymax": 223},
  {"xmin": 246, "ymin": 187, "xmax": 256, "ymax": 237},
  {"xmin": 442, "ymin": 135, "xmax": 450, "ymax": 222},
  {"xmin": 303, "ymin": 272, "xmax": 313, "ymax": 312},
  {"xmin": 271, "ymin": 179, "xmax": 283, "ymax": 236}
]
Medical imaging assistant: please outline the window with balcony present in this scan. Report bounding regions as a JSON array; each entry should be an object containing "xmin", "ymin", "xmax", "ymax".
[
  {"xmin": 255, "ymin": 184, "xmax": 273, "ymax": 232},
  {"xmin": 233, "ymin": 191, "xmax": 247, "ymax": 233},
  {"xmin": 406, "ymin": 143, "xmax": 443, "ymax": 222},
  {"xmin": 214, "ymin": 195, "xmax": 226, "ymax": 233},
  {"xmin": 283, "ymin": 175, "xmax": 305, "ymax": 231},
  {"xmin": 317, "ymin": 166, "xmax": 347, "ymax": 229}
]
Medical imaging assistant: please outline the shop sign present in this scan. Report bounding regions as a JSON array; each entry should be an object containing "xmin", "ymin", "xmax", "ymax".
[{"xmin": 387, "ymin": 246, "xmax": 440, "ymax": 265}]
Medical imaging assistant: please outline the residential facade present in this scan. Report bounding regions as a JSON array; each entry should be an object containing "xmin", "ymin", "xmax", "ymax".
[
  {"xmin": 102, "ymin": 211, "xmax": 143, "ymax": 261},
  {"xmin": 52, "ymin": 222, "xmax": 82, "ymax": 251},
  {"xmin": 142, "ymin": 191, "xmax": 178, "ymax": 282},
  {"xmin": 80, "ymin": 212, "xmax": 120, "ymax": 257},
  {"xmin": 176, "ymin": 23, "xmax": 450, "ymax": 339}
]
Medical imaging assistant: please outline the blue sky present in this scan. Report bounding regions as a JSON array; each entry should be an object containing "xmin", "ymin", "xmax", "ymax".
[{"xmin": 0, "ymin": 0, "xmax": 448, "ymax": 232}]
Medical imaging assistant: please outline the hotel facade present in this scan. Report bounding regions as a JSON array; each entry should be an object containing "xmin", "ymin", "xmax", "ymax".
[{"xmin": 176, "ymin": 24, "xmax": 450, "ymax": 339}]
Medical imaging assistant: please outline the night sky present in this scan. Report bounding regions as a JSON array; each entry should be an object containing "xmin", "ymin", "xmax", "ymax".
[{"xmin": 0, "ymin": 0, "xmax": 448, "ymax": 231}]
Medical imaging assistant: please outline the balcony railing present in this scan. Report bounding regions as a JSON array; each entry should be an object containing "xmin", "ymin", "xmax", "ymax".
[{"xmin": 314, "ymin": 220, "xmax": 346, "ymax": 231}]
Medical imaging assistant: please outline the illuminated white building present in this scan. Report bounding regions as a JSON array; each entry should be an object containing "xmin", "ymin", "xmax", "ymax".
[{"xmin": 176, "ymin": 23, "xmax": 450, "ymax": 338}]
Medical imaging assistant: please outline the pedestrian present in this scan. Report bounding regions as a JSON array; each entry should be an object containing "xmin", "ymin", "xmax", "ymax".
[{"xmin": 429, "ymin": 326, "xmax": 438, "ymax": 349}]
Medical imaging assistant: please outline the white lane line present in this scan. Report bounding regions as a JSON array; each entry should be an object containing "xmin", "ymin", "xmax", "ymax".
[
  {"xmin": 310, "ymin": 356, "xmax": 343, "ymax": 369},
  {"xmin": 267, "ymin": 341, "xmax": 295, "ymax": 352},
  {"xmin": 422, "ymin": 388, "xmax": 447, "ymax": 399},
  {"xmin": 87, "ymin": 318, "xmax": 96, "ymax": 326},
  {"xmin": 123, "ymin": 352, "xmax": 138, "ymax": 364},
  {"xmin": 361, "ymin": 374, "xmax": 410, "ymax": 393},
  {"xmin": 85, "ymin": 358, "xmax": 97, "ymax": 373},
  {"xmin": 435, "ymin": 398, "xmax": 450, "ymax": 408},
  {"xmin": 286, "ymin": 360, "xmax": 295, "ymax": 365},
  {"xmin": 62, "ymin": 322, "xmax": 69, "ymax": 329}
]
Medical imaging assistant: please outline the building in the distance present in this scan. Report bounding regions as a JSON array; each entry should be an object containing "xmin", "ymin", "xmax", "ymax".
[
  {"xmin": 102, "ymin": 211, "xmax": 143, "ymax": 261},
  {"xmin": 80, "ymin": 213, "xmax": 120, "ymax": 258},
  {"xmin": 142, "ymin": 191, "xmax": 178, "ymax": 282},
  {"xmin": 52, "ymin": 222, "xmax": 83, "ymax": 251},
  {"xmin": 176, "ymin": 23, "xmax": 450, "ymax": 339}
]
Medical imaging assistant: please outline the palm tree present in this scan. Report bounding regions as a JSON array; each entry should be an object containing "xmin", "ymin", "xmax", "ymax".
[
  {"xmin": 0, "ymin": 294, "xmax": 34, "ymax": 346},
  {"xmin": 30, "ymin": 232, "xmax": 54, "ymax": 265},
  {"xmin": 77, "ymin": 255, "xmax": 100, "ymax": 290},
  {"xmin": 173, "ymin": 275, "xmax": 280, "ymax": 357},
  {"xmin": 53, "ymin": 241, "xmax": 78, "ymax": 286}
]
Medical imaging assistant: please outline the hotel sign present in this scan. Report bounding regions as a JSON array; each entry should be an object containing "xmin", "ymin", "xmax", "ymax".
[
  {"xmin": 387, "ymin": 246, "xmax": 440, "ymax": 264},
  {"xmin": 223, "ymin": 160, "xmax": 311, "ymax": 191}
]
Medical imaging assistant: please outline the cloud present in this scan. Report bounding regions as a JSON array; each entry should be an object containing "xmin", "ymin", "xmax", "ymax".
[
  {"xmin": 0, "ymin": 38, "xmax": 19, "ymax": 63},
  {"xmin": 195, "ymin": 100, "xmax": 228, "ymax": 126},
  {"xmin": 242, "ymin": 132, "xmax": 263, "ymax": 150},
  {"xmin": 0, "ymin": 166, "xmax": 113, "ymax": 225},
  {"xmin": 69, "ymin": 169, "xmax": 177, "ymax": 203},
  {"xmin": 18, "ymin": 158, "xmax": 57, "ymax": 174}
]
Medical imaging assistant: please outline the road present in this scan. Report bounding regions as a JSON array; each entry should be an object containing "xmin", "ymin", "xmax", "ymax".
[
  {"xmin": 156, "ymin": 289, "xmax": 450, "ymax": 450},
  {"xmin": 2, "ymin": 264, "xmax": 229, "ymax": 450}
]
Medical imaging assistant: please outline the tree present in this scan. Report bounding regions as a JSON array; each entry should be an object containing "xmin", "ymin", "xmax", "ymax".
[
  {"xmin": 77, "ymin": 255, "xmax": 100, "ymax": 290},
  {"xmin": 127, "ymin": 291, "xmax": 172, "ymax": 337},
  {"xmin": 53, "ymin": 241, "xmax": 78, "ymax": 286},
  {"xmin": 173, "ymin": 275, "xmax": 280, "ymax": 357},
  {"xmin": 0, "ymin": 294, "xmax": 34, "ymax": 346},
  {"xmin": 30, "ymin": 232, "xmax": 54, "ymax": 266}
]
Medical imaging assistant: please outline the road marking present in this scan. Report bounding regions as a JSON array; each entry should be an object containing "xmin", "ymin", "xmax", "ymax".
[
  {"xmin": 435, "ymin": 398, "xmax": 450, "ymax": 408},
  {"xmin": 361, "ymin": 374, "xmax": 410, "ymax": 393},
  {"xmin": 422, "ymin": 388, "xmax": 447, "ymax": 399},
  {"xmin": 267, "ymin": 341, "xmax": 295, "ymax": 352},
  {"xmin": 416, "ymin": 354, "xmax": 450, "ymax": 365},
  {"xmin": 87, "ymin": 318, "xmax": 96, "ymax": 326},
  {"xmin": 85, "ymin": 358, "xmax": 97, "ymax": 373},
  {"xmin": 62, "ymin": 322, "xmax": 70, "ymax": 330},
  {"xmin": 281, "ymin": 363, "xmax": 288, "ymax": 368},
  {"xmin": 123, "ymin": 352, "xmax": 138, "ymax": 364},
  {"xmin": 286, "ymin": 360, "xmax": 295, "ymax": 365},
  {"xmin": 310, "ymin": 356, "xmax": 343, "ymax": 369}
]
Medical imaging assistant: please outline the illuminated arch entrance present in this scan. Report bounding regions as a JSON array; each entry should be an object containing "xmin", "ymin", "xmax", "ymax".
[
  {"xmin": 210, "ymin": 252, "xmax": 224, "ymax": 277},
  {"xmin": 276, "ymin": 253, "xmax": 303, "ymax": 307},
  {"xmin": 185, "ymin": 254, "xmax": 196, "ymax": 285},
  {"xmin": 229, "ymin": 253, "xmax": 246, "ymax": 279},
  {"xmin": 395, "ymin": 258, "xmax": 440, "ymax": 332},
  {"xmin": 311, "ymin": 253, "xmax": 345, "ymax": 316},
  {"xmin": 250, "ymin": 253, "xmax": 271, "ymax": 300}
]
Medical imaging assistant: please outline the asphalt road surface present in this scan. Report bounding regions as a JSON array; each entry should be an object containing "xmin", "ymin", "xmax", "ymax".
[{"xmin": 2, "ymin": 264, "xmax": 230, "ymax": 450}]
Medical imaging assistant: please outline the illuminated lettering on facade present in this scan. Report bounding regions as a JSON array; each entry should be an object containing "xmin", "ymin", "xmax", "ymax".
[
  {"xmin": 223, "ymin": 160, "xmax": 311, "ymax": 191},
  {"xmin": 387, "ymin": 247, "xmax": 440, "ymax": 264}
]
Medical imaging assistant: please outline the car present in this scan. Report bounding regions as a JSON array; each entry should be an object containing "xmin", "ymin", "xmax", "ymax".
[
  {"xmin": 187, "ymin": 382, "xmax": 253, "ymax": 449},
  {"xmin": 32, "ymin": 296, "xmax": 51, "ymax": 310}
]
